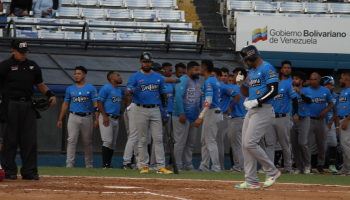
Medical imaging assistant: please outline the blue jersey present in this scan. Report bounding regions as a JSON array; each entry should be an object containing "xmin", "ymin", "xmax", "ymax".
[
  {"xmin": 272, "ymin": 80, "xmax": 297, "ymax": 114},
  {"xmin": 173, "ymin": 75, "xmax": 201, "ymax": 122},
  {"xmin": 230, "ymin": 84, "xmax": 247, "ymax": 117},
  {"xmin": 338, "ymin": 87, "xmax": 350, "ymax": 117},
  {"xmin": 285, "ymin": 76, "xmax": 293, "ymax": 85},
  {"xmin": 203, "ymin": 76, "xmax": 220, "ymax": 109},
  {"xmin": 97, "ymin": 83, "xmax": 124, "ymax": 116},
  {"xmin": 64, "ymin": 83, "xmax": 98, "ymax": 113},
  {"xmin": 164, "ymin": 83, "xmax": 174, "ymax": 112},
  {"xmin": 325, "ymin": 92, "xmax": 339, "ymax": 125},
  {"xmin": 248, "ymin": 61, "xmax": 278, "ymax": 104},
  {"xmin": 126, "ymin": 71, "xmax": 166, "ymax": 105},
  {"xmin": 220, "ymin": 82, "xmax": 239, "ymax": 113},
  {"xmin": 295, "ymin": 87, "xmax": 311, "ymax": 117},
  {"xmin": 309, "ymin": 86, "xmax": 333, "ymax": 117}
]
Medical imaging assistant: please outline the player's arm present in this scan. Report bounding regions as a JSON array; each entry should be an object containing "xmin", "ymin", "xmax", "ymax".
[
  {"xmin": 126, "ymin": 74, "xmax": 141, "ymax": 96},
  {"xmin": 320, "ymin": 92, "xmax": 334, "ymax": 119},
  {"xmin": 299, "ymin": 93, "xmax": 312, "ymax": 104},
  {"xmin": 57, "ymin": 102, "xmax": 69, "ymax": 129},
  {"xmin": 236, "ymin": 71, "xmax": 249, "ymax": 97},
  {"xmin": 175, "ymin": 78, "xmax": 187, "ymax": 123},
  {"xmin": 91, "ymin": 88, "xmax": 99, "ymax": 129},
  {"xmin": 165, "ymin": 77, "xmax": 180, "ymax": 83},
  {"xmin": 160, "ymin": 78, "xmax": 168, "ymax": 109},
  {"xmin": 341, "ymin": 111, "xmax": 350, "ymax": 130},
  {"xmin": 257, "ymin": 82, "xmax": 279, "ymax": 104},
  {"xmin": 195, "ymin": 83, "xmax": 213, "ymax": 127}
]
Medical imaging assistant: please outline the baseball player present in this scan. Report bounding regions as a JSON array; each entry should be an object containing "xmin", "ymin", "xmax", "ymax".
[
  {"xmin": 126, "ymin": 52, "xmax": 172, "ymax": 174},
  {"xmin": 263, "ymin": 70, "xmax": 298, "ymax": 174},
  {"xmin": 280, "ymin": 60, "xmax": 293, "ymax": 84},
  {"xmin": 328, "ymin": 71, "xmax": 350, "ymax": 176},
  {"xmin": 97, "ymin": 71, "xmax": 124, "ymax": 169},
  {"xmin": 320, "ymin": 76, "xmax": 339, "ymax": 174},
  {"xmin": 57, "ymin": 66, "xmax": 99, "ymax": 168},
  {"xmin": 235, "ymin": 45, "xmax": 280, "ymax": 190},
  {"xmin": 175, "ymin": 63, "xmax": 186, "ymax": 78},
  {"xmin": 227, "ymin": 68, "xmax": 248, "ymax": 172},
  {"xmin": 307, "ymin": 72, "xmax": 334, "ymax": 174},
  {"xmin": 228, "ymin": 74, "xmax": 235, "ymax": 85},
  {"xmin": 173, "ymin": 61, "xmax": 201, "ymax": 171},
  {"xmin": 290, "ymin": 71, "xmax": 312, "ymax": 174}
]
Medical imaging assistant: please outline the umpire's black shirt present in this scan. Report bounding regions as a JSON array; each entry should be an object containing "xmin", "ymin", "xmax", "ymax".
[{"xmin": 0, "ymin": 55, "xmax": 43, "ymax": 98}]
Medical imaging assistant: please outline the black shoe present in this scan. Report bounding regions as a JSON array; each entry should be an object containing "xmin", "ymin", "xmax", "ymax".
[
  {"xmin": 121, "ymin": 164, "xmax": 133, "ymax": 170},
  {"xmin": 22, "ymin": 174, "xmax": 39, "ymax": 180},
  {"xmin": 102, "ymin": 164, "xmax": 114, "ymax": 169},
  {"xmin": 5, "ymin": 174, "xmax": 17, "ymax": 180},
  {"xmin": 317, "ymin": 165, "xmax": 325, "ymax": 174}
]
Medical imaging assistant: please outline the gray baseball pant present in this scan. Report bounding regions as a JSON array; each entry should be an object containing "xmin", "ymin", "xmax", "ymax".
[
  {"xmin": 290, "ymin": 116, "xmax": 311, "ymax": 171},
  {"xmin": 308, "ymin": 118, "xmax": 326, "ymax": 166},
  {"xmin": 339, "ymin": 118, "xmax": 350, "ymax": 174},
  {"xmin": 227, "ymin": 117, "xmax": 245, "ymax": 172},
  {"xmin": 216, "ymin": 113, "xmax": 229, "ymax": 171},
  {"xmin": 325, "ymin": 124, "xmax": 338, "ymax": 147},
  {"xmin": 122, "ymin": 103, "xmax": 139, "ymax": 165},
  {"xmin": 173, "ymin": 116, "xmax": 197, "ymax": 170},
  {"xmin": 66, "ymin": 113, "xmax": 93, "ymax": 168},
  {"xmin": 134, "ymin": 105, "xmax": 165, "ymax": 169},
  {"xmin": 242, "ymin": 104, "xmax": 278, "ymax": 185},
  {"xmin": 99, "ymin": 115, "xmax": 119, "ymax": 150},
  {"xmin": 264, "ymin": 114, "xmax": 293, "ymax": 171},
  {"xmin": 199, "ymin": 109, "xmax": 221, "ymax": 172}
]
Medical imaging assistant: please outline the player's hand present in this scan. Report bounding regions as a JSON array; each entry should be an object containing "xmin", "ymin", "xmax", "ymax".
[
  {"xmin": 179, "ymin": 114, "xmax": 186, "ymax": 124},
  {"xmin": 57, "ymin": 120, "xmax": 63, "ymax": 129},
  {"xmin": 175, "ymin": 78, "xmax": 181, "ymax": 83},
  {"xmin": 22, "ymin": 10, "xmax": 28, "ymax": 16},
  {"xmin": 194, "ymin": 118, "xmax": 203, "ymax": 127},
  {"xmin": 119, "ymin": 113, "xmax": 124, "ymax": 123},
  {"xmin": 103, "ymin": 115, "xmax": 109, "ymax": 127},
  {"xmin": 49, "ymin": 96, "xmax": 56, "ymax": 106},
  {"xmin": 47, "ymin": 8, "xmax": 52, "ymax": 12},
  {"xmin": 93, "ymin": 119, "xmax": 99, "ymax": 129},
  {"xmin": 328, "ymin": 119, "xmax": 334, "ymax": 131},
  {"xmin": 236, "ymin": 71, "xmax": 244, "ymax": 87},
  {"xmin": 129, "ymin": 87, "xmax": 141, "ymax": 95},
  {"xmin": 293, "ymin": 114, "xmax": 299, "ymax": 124},
  {"xmin": 226, "ymin": 107, "xmax": 231, "ymax": 114},
  {"xmin": 319, "ymin": 110, "xmax": 327, "ymax": 119},
  {"xmin": 341, "ymin": 120, "xmax": 348, "ymax": 130},
  {"xmin": 293, "ymin": 86, "xmax": 300, "ymax": 94},
  {"xmin": 42, "ymin": 10, "xmax": 47, "ymax": 14},
  {"xmin": 336, "ymin": 127, "xmax": 339, "ymax": 137},
  {"xmin": 243, "ymin": 99, "xmax": 258, "ymax": 110}
]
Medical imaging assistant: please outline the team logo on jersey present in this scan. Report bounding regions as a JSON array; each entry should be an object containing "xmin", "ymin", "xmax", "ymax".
[
  {"xmin": 311, "ymin": 97, "xmax": 326, "ymax": 104},
  {"xmin": 86, "ymin": 106, "xmax": 89, "ymax": 109},
  {"xmin": 340, "ymin": 97, "xmax": 347, "ymax": 103},
  {"xmin": 249, "ymin": 78, "xmax": 261, "ymax": 87},
  {"xmin": 141, "ymin": 84, "xmax": 159, "ymax": 92},
  {"xmin": 29, "ymin": 66, "xmax": 34, "ymax": 70},
  {"xmin": 207, "ymin": 83, "xmax": 211, "ymax": 90},
  {"xmin": 280, "ymin": 103, "xmax": 283, "ymax": 107},
  {"xmin": 302, "ymin": 107, "xmax": 305, "ymax": 111},
  {"xmin": 95, "ymin": 90, "xmax": 98, "ymax": 96},
  {"xmin": 111, "ymin": 92, "xmax": 115, "ymax": 94},
  {"xmin": 70, "ymin": 92, "xmax": 75, "ymax": 94},
  {"xmin": 156, "ymin": 95, "xmax": 158, "ymax": 99},
  {"xmin": 112, "ymin": 96, "xmax": 122, "ymax": 103},
  {"xmin": 344, "ymin": 105, "xmax": 346, "ymax": 109},
  {"xmin": 138, "ymin": 80, "xmax": 144, "ymax": 82},
  {"xmin": 167, "ymin": 93, "xmax": 173, "ymax": 99},
  {"xmin": 274, "ymin": 93, "xmax": 284, "ymax": 100},
  {"xmin": 269, "ymin": 70, "xmax": 275, "ymax": 78},
  {"xmin": 72, "ymin": 96, "xmax": 89, "ymax": 103},
  {"xmin": 79, "ymin": 92, "xmax": 81, "ymax": 95},
  {"xmin": 298, "ymin": 98, "xmax": 305, "ymax": 104},
  {"xmin": 228, "ymin": 88, "xmax": 233, "ymax": 94},
  {"xmin": 219, "ymin": 97, "xmax": 223, "ymax": 102},
  {"xmin": 257, "ymin": 90, "xmax": 260, "ymax": 95},
  {"xmin": 291, "ymin": 87, "xmax": 295, "ymax": 92},
  {"xmin": 11, "ymin": 66, "xmax": 18, "ymax": 70}
]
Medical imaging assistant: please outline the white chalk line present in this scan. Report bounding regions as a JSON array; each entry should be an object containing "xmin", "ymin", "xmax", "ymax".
[
  {"xmin": 40, "ymin": 175, "xmax": 350, "ymax": 188},
  {"xmin": 264, "ymin": 188, "xmax": 350, "ymax": 194},
  {"xmin": 104, "ymin": 186, "xmax": 142, "ymax": 189}
]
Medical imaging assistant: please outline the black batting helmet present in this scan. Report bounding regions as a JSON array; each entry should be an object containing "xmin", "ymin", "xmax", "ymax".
[
  {"xmin": 240, "ymin": 45, "xmax": 260, "ymax": 62},
  {"xmin": 140, "ymin": 52, "xmax": 153, "ymax": 62},
  {"xmin": 32, "ymin": 98, "xmax": 51, "ymax": 112},
  {"xmin": 151, "ymin": 62, "xmax": 163, "ymax": 72}
]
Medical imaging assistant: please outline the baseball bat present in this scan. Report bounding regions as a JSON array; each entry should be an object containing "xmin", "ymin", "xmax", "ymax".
[{"xmin": 165, "ymin": 117, "xmax": 179, "ymax": 174}]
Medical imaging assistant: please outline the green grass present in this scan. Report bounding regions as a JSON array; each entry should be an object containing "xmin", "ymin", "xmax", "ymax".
[{"xmin": 35, "ymin": 167, "xmax": 350, "ymax": 186}]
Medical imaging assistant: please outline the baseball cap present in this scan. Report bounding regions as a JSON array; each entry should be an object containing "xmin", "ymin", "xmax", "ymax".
[
  {"xmin": 321, "ymin": 76, "xmax": 335, "ymax": 86},
  {"xmin": 140, "ymin": 52, "xmax": 153, "ymax": 62},
  {"xmin": 151, "ymin": 62, "xmax": 163, "ymax": 72},
  {"xmin": 12, "ymin": 40, "xmax": 29, "ymax": 53}
]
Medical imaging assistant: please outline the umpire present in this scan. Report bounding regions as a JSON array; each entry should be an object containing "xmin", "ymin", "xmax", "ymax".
[{"xmin": 0, "ymin": 40, "xmax": 56, "ymax": 180}]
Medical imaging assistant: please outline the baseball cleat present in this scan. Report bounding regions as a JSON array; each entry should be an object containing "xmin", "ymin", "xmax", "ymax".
[
  {"xmin": 304, "ymin": 167, "xmax": 311, "ymax": 175},
  {"xmin": 157, "ymin": 167, "xmax": 173, "ymax": 174},
  {"xmin": 196, "ymin": 168, "xmax": 204, "ymax": 172},
  {"xmin": 329, "ymin": 165, "xmax": 338, "ymax": 174},
  {"xmin": 294, "ymin": 169, "xmax": 301, "ymax": 174},
  {"xmin": 120, "ymin": 164, "xmax": 132, "ymax": 170},
  {"xmin": 235, "ymin": 182, "xmax": 260, "ymax": 190},
  {"xmin": 317, "ymin": 165, "xmax": 325, "ymax": 174},
  {"xmin": 140, "ymin": 167, "xmax": 149, "ymax": 174},
  {"xmin": 281, "ymin": 169, "xmax": 294, "ymax": 174},
  {"xmin": 263, "ymin": 171, "xmax": 280, "ymax": 188}
]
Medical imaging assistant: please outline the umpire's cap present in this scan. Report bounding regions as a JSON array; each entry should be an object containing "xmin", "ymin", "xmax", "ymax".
[
  {"xmin": 240, "ymin": 45, "xmax": 260, "ymax": 62},
  {"xmin": 140, "ymin": 52, "xmax": 153, "ymax": 62},
  {"xmin": 12, "ymin": 40, "xmax": 28, "ymax": 53},
  {"xmin": 151, "ymin": 62, "xmax": 163, "ymax": 72}
]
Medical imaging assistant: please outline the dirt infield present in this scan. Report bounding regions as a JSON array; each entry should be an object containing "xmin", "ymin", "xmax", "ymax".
[{"xmin": 1, "ymin": 176, "xmax": 350, "ymax": 200}]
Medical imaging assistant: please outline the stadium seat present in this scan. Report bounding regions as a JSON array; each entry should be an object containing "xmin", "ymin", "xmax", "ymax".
[
  {"xmin": 93, "ymin": 32, "xmax": 117, "ymax": 40},
  {"xmin": 304, "ymin": 3, "xmax": 328, "ymax": 13},
  {"xmin": 57, "ymin": 7, "xmax": 82, "ymax": 18},
  {"xmin": 314, "ymin": 14, "xmax": 338, "ymax": 18},
  {"xmin": 15, "ymin": 30, "xmax": 39, "ymax": 38},
  {"xmin": 41, "ymin": 31, "xmax": 66, "ymax": 39},
  {"xmin": 288, "ymin": 13, "xmax": 314, "ymax": 17},
  {"xmin": 99, "ymin": 0, "xmax": 125, "ymax": 8},
  {"xmin": 87, "ymin": 20, "xmax": 114, "ymax": 31},
  {"xmin": 132, "ymin": 10, "xmax": 158, "ymax": 20},
  {"xmin": 66, "ymin": 31, "xmax": 89, "ymax": 39},
  {"xmin": 60, "ymin": 19, "xmax": 86, "ymax": 31},
  {"xmin": 279, "ymin": 2, "xmax": 304, "ymax": 13},
  {"xmin": 151, "ymin": 0, "xmax": 178, "ymax": 9},
  {"xmin": 113, "ymin": 21, "xmax": 138, "ymax": 32},
  {"xmin": 171, "ymin": 34, "xmax": 197, "ymax": 42},
  {"xmin": 125, "ymin": 0, "xmax": 150, "ymax": 8},
  {"xmin": 75, "ymin": 0, "xmax": 100, "ymax": 7},
  {"xmin": 159, "ymin": 10, "xmax": 185, "ymax": 22},
  {"xmin": 81, "ymin": 8, "xmax": 107, "ymax": 19},
  {"xmin": 165, "ymin": 22, "xmax": 192, "ymax": 33},
  {"xmin": 227, "ymin": 1, "xmax": 253, "ymax": 11},
  {"xmin": 36, "ymin": 18, "xmax": 60, "ymax": 30},
  {"xmin": 7, "ymin": 17, "xmax": 36, "ymax": 29},
  {"xmin": 340, "ymin": 14, "xmax": 350, "ymax": 18},
  {"xmin": 254, "ymin": 1, "xmax": 278, "ymax": 12},
  {"xmin": 330, "ymin": 3, "xmax": 350, "ymax": 14},
  {"xmin": 118, "ymin": 32, "xmax": 144, "ymax": 41},
  {"xmin": 106, "ymin": 9, "xmax": 131, "ymax": 20},
  {"xmin": 62, "ymin": 0, "xmax": 75, "ymax": 7},
  {"xmin": 139, "ymin": 22, "xmax": 165, "ymax": 32},
  {"xmin": 144, "ymin": 33, "xmax": 166, "ymax": 41},
  {"xmin": 261, "ymin": 13, "xmax": 287, "ymax": 17}
]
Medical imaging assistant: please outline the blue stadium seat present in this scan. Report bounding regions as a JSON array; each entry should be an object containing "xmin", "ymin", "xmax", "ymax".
[{"xmin": 118, "ymin": 32, "xmax": 144, "ymax": 41}]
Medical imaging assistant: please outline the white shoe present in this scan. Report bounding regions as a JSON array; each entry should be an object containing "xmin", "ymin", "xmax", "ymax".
[
  {"xmin": 294, "ymin": 169, "xmax": 301, "ymax": 174},
  {"xmin": 304, "ymin": 167, "xmax": 310, "ymax": 174},
  {"xmin": 263, "ymin": 171, "xmax": 281, "ymax": 188}
]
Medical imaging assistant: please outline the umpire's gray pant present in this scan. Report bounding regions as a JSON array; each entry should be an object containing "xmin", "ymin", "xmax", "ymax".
[
  {"xmin": 242, "ymin": 104, "xmax": 278, "ymax": 185},
  {"xmin": 99, "ymin": 115, "xmax": 119, "ymax": 150},
  {"xmin": 290, "ymin": 116, "xmax": 311, "ymax": 170},
  {"xmin": 122, "ymin": 103, "xmax": 139, "ymax": 165},
  {"xmin": 134, "ymin": 105, "xmax": 165, "ymax": 169},
  {"xmin": 340, "ymin": 118, "xmax": 350, "ymax": 174},
  {"xmin": 216, "ymin": 113, "xmax": 229, "ymax": 171},
  {"xmin": 199, "ymin": 108, "xmax": 222, "ymax": 172},
  {"xmin": 173, "ymin": 116, "xmax": 197, "ymax": 170},
  {"xmin": 66, "ymin": 113, "xmax": 93, "ymax": 168},
  {"xmin": 227, "ymin": 116, "xmax": 245, "ymax": 172},
  {"xmin": 308, "ymin": 118, "xmax": 326, "ymax": 166},
  {"xmin": 264, "ymin": 114, "xmax": 293, "ymax": 171}
]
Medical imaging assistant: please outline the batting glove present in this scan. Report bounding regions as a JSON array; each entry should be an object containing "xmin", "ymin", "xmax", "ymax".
[
  {"xmin": 129, "ymin": 87, "xmax": 141, "ymax": 95},
  {"xmin": 236, "ymin": 72, "xmax": 244, "ymax": 87},
  {"xmin": 175, "ymin": 78, "xmax": 181, "ymax": 83},
  {"xmin": 243, "ymin": 99, "xmax": 258, "ymax": 110}
]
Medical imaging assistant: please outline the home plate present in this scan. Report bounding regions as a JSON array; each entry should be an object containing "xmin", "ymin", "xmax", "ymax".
[{"xmin": 104, "ymin": 186, "xmax": 142, "ymax": 189}]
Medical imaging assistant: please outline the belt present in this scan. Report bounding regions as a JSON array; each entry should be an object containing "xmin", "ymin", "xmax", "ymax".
[
  {"xmin": 70, "ymin": 112, "xmax": 92, "ymax": 117},
  {"xmin": 136, "ymin": 104, "xmax": 159, "ymax": 108},
  {"xmin": 10, "ymin": 97, "xmax": 32, "ymax": 102},
  {"xmin": 310, "ymin": 117, "xmax": 321, "ymax": 120},
  {"xmin": 107, "ymin": 114, "xmax": 119, "ymax": 119},
  {"xmin": 275, "ymin": 113, "xmax": 287, "ymax": 118},
  {"xmin": 339, "ymin": 115, "xmax": 348, "ymax": 120},
  {"xmin": 299, "ymin": 116, "xmax": 307, "ymax": 120},
  {"xmin": 215, "ymin": 110, "xmax": 221, "ymax": 114}
]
